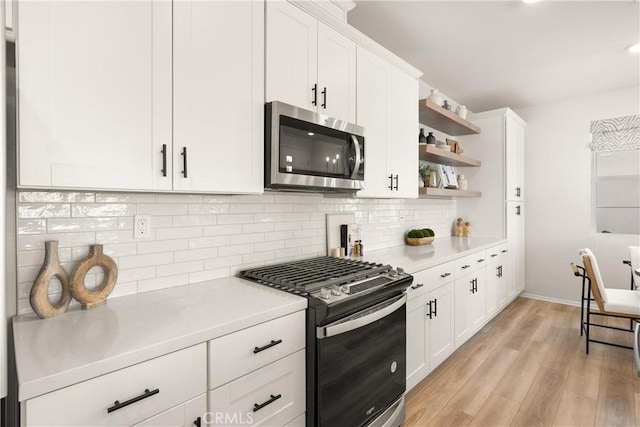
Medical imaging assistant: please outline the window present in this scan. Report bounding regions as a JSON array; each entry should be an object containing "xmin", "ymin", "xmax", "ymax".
[{"xmin": 591, "ymin": 115, "xmax": 640, "ymax": 235}]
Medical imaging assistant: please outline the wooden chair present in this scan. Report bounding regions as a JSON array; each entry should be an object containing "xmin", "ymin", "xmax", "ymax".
[{"xmin": 571, "ymin": 248, "xmax": 640, "ymax": 354}]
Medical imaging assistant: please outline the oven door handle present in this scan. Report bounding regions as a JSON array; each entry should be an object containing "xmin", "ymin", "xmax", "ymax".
[
  {"xmin": 350, "ymin": 135, "xmax": 362, "ymax": 179},
  {"xmin": 317, "ymin": 295, "xmax": 406, "ymax": 339}
]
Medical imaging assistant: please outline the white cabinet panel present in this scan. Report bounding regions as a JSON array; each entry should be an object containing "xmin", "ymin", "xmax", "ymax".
[
  {"xmin": 317, "ymin": 22, "xmax": 356, "ymax": 123},
  {"xmin": 18, "ymin": 0, "xmax": 172, "ymax": 191},
  {"xmin": 454, "ymin": 268, "xmax": 486, "ymax": 348},
  {"xmin": 265, "ymin": 1, "xmax": 318, "ymax": 111},
  {"xmin": 406, "ymin": 293, "xmax": 428, "ymax": 391},
  {"xmin": 208, "ymin": 350, "xmax": 305, "ymax": 427},
  {"xmin": 507, "ymin": 201, "xmax": 525, "ymax": 295},
  {"xmin": 24, "ymin": 344, "xmax": 206, "ymax": 427},
  {"xmin": 134, "ymin": 394, "xmax": 206, "ymax": 427},
  {"xmin": 428, "ymin": 282, "xmax": 455, "ymax": 368},
  {"xmin": 173, "ymin": 0, "xmax": 263, "ymax": 194},
  {"xmin": 506, "ymin": 114, "xmax": 525, "ymax": 201}
]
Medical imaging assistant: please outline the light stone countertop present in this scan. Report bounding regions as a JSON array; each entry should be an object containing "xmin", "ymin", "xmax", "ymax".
[
  {"xmin": 13, "ymin": 277, "xmax": 307, "ymax": 401},
  {"xmin": 361, "ymin": 236, "xmax": 507, "ymax": 274}
]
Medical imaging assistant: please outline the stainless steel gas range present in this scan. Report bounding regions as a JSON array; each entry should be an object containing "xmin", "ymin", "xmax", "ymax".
[{"xmin": 240, "ymin": 256, "xmax": 413, "ymax": 427}]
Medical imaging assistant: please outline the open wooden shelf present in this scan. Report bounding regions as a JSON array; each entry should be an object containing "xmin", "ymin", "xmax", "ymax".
[
  {"xmin": 419, "ymin": 144, "xmax": 481, "ymax": 167},
  {"xmin": 419, "ymin": 187, "xmax": 481, "ymax": 198},
  {"xmin": 419, "ymin": 99, "xmax": 481, "ymax": 136}
]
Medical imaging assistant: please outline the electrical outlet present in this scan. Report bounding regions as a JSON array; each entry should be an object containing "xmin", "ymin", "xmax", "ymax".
[{"xmin": 134, "ymin": 215, "xmax": 151, "ymax": 239}]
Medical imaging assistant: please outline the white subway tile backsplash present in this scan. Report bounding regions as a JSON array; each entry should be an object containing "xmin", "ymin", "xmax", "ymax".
[{"xmin": 15, "ymin": 190, "xmax": 456, "ymax": 315}]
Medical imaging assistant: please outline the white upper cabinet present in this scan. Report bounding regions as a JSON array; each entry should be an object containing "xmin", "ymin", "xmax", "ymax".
[
  {"xmin": 173, "ymin": 0, "xmax": 263, "ymax": 194},
  {"xmin": 18, "ymin": 0, "xmax": 263, "ymax": 194},
  {"xmin": 356, "ymin": 47, "xmax": 418, "ymax": 198},
  {"xmin": 266, "ymin": 1, "xmax": 356, "ymax": 123},
  {"xmin": 18, "ymin": 1, "xmax": 172, "ymax": 191},
  {"xmin": 505, "ymin": 114, "xmax": 525, "ymax": 201}
]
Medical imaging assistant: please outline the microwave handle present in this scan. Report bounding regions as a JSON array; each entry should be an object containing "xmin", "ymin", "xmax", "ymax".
[{"xmin": 350, "ymin": 135, "xmax": 362, "ymax": 179}]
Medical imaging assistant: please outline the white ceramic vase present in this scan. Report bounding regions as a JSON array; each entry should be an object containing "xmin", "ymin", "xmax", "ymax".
[{"xmin": 428, "ymin": 89, "xmax": 443, "ymax": 106}]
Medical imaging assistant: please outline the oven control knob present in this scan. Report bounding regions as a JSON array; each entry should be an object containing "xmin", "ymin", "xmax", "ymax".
[
  {"xmin": 340, "ymin": 285, "xmax": 350, "ymax": 294},
  {"xmin": 397, "ymin": 267, "xmax": 405, "ymax": 275},
  {"xmin": 330, "ymin": 287, "xmax": 341, "ymax": 296},
  {"xmin": 320, "ymin": 287, "xmax": 330, "ymax": 299},
  {"xmin": 389, "ymin": 269, "xmax": 398, "ymax": 277}
]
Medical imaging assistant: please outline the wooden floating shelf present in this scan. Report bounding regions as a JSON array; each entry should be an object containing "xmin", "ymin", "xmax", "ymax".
[
  {"xmin": 419, "ymin": 99, "xmax": 481, "ymax": 136},
  {"xmin": 419, "ymin": 188, "xmax": 481, "ymax": 198},
  {"xmin": 419, "ymin": 144, "xmax": 481, "ymax": 167}
]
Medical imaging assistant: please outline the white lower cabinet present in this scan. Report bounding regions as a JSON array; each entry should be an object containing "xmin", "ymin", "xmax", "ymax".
[
  {"xmin": 207, "ymin": 311, "xmax": 306, "ymax": 427},
  {"xmin": 134, "ymin": 394, "xmax": 206, "ymax": 427},
  {"xmin": 486, "ymin": 243, "xmax": 510, "ymax": 316},
  {"xmin": 207, "ymin": 350, "xmax": 305, "ymax": 427},
  {"xmin": 406, "ymin": 262, "xmax": 455, "ymax": 391},
  {"xmin": 454, "ymin": 268, "xmax": 486, "ymax": 348},
  {"xmin": 22, "ymin": 344, "xmax": 207, "ymax": 427}
]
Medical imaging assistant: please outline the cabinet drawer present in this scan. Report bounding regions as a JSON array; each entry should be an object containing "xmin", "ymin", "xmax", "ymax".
[
  {"xmin": 208, "ymin": 350, "xmax": 305, "ymax": 427},
  {"xmin": 24, "ymin": 344, "xmax": 207, "ymax": 427},
  {"xmin": 410, "ymin": 262, "xmax": 455, "ymax": 298},
  {"xmin": 486, "ymin": 243, "xmax": 508, "ymax": 263},
  {"xmin": 454, "ymin": 251, "xmax": 487, "ymax": 277},
  {"xmin": 208, "ymin": 311, "xmax": 305, "ymax": 389}
]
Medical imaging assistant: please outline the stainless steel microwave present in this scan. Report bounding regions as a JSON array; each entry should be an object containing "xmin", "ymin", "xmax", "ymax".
[{"xmin": 265, "ymin": 101, "xmax": 365, "ymax": 192}]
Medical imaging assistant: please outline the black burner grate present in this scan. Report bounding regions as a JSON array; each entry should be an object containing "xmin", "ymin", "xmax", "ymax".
[{"xmin": 241, "ymin": 257, "xmax": 390, "ymax": 292}]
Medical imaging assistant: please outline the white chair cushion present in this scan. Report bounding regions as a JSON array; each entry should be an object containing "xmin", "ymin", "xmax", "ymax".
[
  {"xmin": 581, "ymin": 248, "xmax": 607, "ymax": 303},
  {"xmin": 603, "ymin": 288, "xmax": 640, "ymax": 316}
]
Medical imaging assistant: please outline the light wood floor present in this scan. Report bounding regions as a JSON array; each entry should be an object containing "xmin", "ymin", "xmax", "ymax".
[{"xmin": 405, "ymin": 297, "xmax": 640, "ymax": 427}]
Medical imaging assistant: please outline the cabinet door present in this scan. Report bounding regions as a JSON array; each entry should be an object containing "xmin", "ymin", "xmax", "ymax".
[
  {"xmin": 18, "ymin": 0, "xmax": 172, "ymax": 191},
  {"xmin": 265, "ymin": 1, "xmax": 317, "ymax": 111},
  {"xmin": 485, "ymin": 261, "xmax": 499, "ymax": 318},
  {"xmin": 134, "ymin": 394, "xmax": 206, "ymax": 427},
  {"xmin": 454, "ymin": 274, "xmax": 473, "ymax": 348},
  {"xmin": 469, "ymin": 269, "xmax": 487, "ymax": 333},
  {"xmin": 507, "ymin": 201, "xmax": 525, "ymax": 295},
  {"xmin": 506, "ymin": 115, "xmax": 525, "ymax": 201},
  {"xmin": 388, "ymin": 67, "xmax": 419, "ymax": 198},
  {"xmin": 317, "ymin": 22, "xmax": 356, "ymax": 123},
  {"xmin": 406, "ymin": 294, "xmax": 429, "ymax": 391},
  {"xmin": 428, "ymin": 282, "xmax": 454, "ymax": 369},
  {"xmin": 173, "ymin": 0, "xmax": 263, "ymax": 194},
  {"xmin": 355, "ymin": 46, "xmax": 392, "ymax": 198}
]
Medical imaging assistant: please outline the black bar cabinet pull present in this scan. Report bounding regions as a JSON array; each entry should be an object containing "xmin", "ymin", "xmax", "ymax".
[
  {"xmin": 477, "ymin": 258, "xmax": 485, "ymax": 263},
  {"xmin": 426, "ymin": 301, "xmax": 433, "ymax": 319},
  {"xmin": 470, "ymin": 279, "xmax": 475, "ymax": 293},
  {"xmin": 388, "ymin": 174, "xmax": 394, "ymax": 190},
  {"xmin": 474, "ymin": 278, "xmax": 478, "ymax": 293},
  {"xmin": 253, "ymin": 339, "xmax": 283, "ymax": 354},
  {"xmin": 440, "ymin": 272, "xmax": 451, "ymax": 278},
  {"xmin": 491, "ymin": 253, "xmax": 498, "ymax": 258},
  {"xmin": 321, "ymin": 87, "xmax": 327, "ymax": 109},
  {"xmin": 253, "ymin": 394, "xmax": 282, "ymax": 412},
  {"xmin": 516, "ymin": 205, "xmax": 521, "ymax": 216},
  {"xmin": 516, "ymin": 187, "xmax": 521, "ymax": 197},
  {"xmin": 433, "ymin": 298, "xmax": 437, "ymax": 317},
  {"xmin": 411, "ymin": 283, "xmax": 424, "ymax": 290},
  {"xmin": 394, "ymin": 174, "xmax": 399, "ymax": 190},
  {"xmin": 194, "ymin": 417, "xmax": 201, "ymax": 427},
  {"xmin": 161, "ymin": 144, "xmax": 167, "ymax": 177},
  {"xmin": 461, "ymin": 265, "xmax": 470, "ymax": 269},
  {"xmin": 502, "ymin": 249, "xmax": 508, "ymax": 253},
  {"xmin": 181, "ymin": 147, "xmax": 188, "ymax": 178},
  {"xmin": 107, "ymin": 388, "xmax": 159, "ymax": 414},
  {"xmin": 311, "ymin": 84, "xmax": 317, "ymax": 106}
]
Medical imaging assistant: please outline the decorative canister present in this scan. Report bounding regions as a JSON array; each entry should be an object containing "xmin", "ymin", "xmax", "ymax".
[
  {"xmin": 419, "ymin": 128, "xmax": 427, "ymax": 144},
  {"xmin": 458, "ymin": 174, "xmax": 468, "ymax": 191},
  {"xmin": 426, "ymin": 132, "xmax": 436, "ymax": 145},
  {"xmin": 457, "ymin": 105, "xmax": 468, "ymax": 119},
  {"xmin": 428, "ymin": 89, "xmax": 443, "ymax": 106}
]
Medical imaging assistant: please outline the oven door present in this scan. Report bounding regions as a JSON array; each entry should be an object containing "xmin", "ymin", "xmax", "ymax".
[
  {"xmin": 266, "ymin": 101, "xmax": 365, "ymax": 191},
  {"xmin": 316, "ymin": 294, "xmax": 406, "ymax": 427}
]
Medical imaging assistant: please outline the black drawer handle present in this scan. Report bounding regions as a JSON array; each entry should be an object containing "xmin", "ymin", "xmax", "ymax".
[
  {"xmin": 253, "ymin": 339, "xmax": 282, "ymax": 354},
  {"xmin": 440, "ymin": 272, "xmax": 451, "ymax": 278},
  {"xmin": 461, "ymin": 265, "xmax": 470, "ymax": 269},
  {"xmin": 502, "ymin": 249, "xmax": 508, "ymax": 253},
  {"xmin": 161, "ymin": 144, "xmax": 167, "ymax": 177},
  {"xmin": 477, "ymin": 258, "xmax": 485, "ymax": 263},
  {"xmin": 181, "ymin": 147, "xmax": 188, "ymax": 178},
  {"xmin": 194, "ymin": 417, "xmax": 201, "ymax": 427},
  {"xmin": 107, "ymin": 388, "xmax": 159, "ymax": 414},
  {"xmin": 411, "ymin": 283, "xmax": 424, "ymax": 290},
  {"xmin": 491, "ymin": 253, "xmax": 498, "ymax": 258},
  {"xmin": 253, "ymin": 394, "xmax": 282, "ymax": 412}
]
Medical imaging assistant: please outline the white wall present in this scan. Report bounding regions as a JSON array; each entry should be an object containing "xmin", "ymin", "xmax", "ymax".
[
  {"xmin": 16, "ymin": 191, "xmax": 456, "ymax": 316},
  {"xmin": 516, "ymin": 86, "xmax": 640, "ymax": 304}
]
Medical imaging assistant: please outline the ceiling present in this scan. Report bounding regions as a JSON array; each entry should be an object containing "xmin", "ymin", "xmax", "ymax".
[{"xmin": 348, "ymin": 0, "xmax": 640, "ymax": 112}]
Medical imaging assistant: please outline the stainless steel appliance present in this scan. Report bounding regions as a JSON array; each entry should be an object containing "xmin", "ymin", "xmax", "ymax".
[
  {"xmin": 240, "ymin": 257, "xmax": 412, "ymax": 427},
  {"xmin": 265, "ymin": 101, "xmax": 365, "ymax": 192}
]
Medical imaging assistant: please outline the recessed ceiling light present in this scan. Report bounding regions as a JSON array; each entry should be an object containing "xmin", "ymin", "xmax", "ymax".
[{"xmin": 627, "ymin": 43, "xmax": 640, "ymax": 53}]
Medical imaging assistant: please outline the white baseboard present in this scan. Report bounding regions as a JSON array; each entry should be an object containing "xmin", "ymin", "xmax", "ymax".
[{"xmin": 519, "ymin": 292, "xmax": 582, "ymax": 308}]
